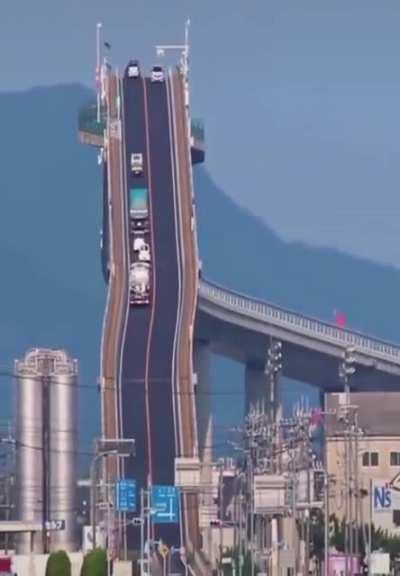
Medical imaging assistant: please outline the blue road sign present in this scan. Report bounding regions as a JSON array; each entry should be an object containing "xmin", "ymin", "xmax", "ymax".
[
  {"xmin": 151, "ymin": 485, "xmax": 180, "ymax": 524},
  {"xmin": 115, "ymin": 479, "xmax": 137, "ymax": 512}
]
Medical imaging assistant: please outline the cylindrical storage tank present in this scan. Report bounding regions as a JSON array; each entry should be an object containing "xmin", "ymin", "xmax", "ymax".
[
  {"xmin": 15, "ymin": 349, "xmax": 44, "ymax": 554},
  {"xmin": 15, "ymin": 349, "xmax": 78, "ymax": 553},
  {"xmin": 49, "ymin": 351, "xmax": 78, "ymax": 551}
]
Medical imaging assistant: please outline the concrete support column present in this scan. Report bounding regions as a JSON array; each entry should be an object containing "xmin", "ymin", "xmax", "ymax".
[
  {"xmin": 194, "ymin": 340, "xmax": 212, "ymax": 465},
  {"xmin": 193, "ymin": 340, "xmax": 213, "ymax": 559}
]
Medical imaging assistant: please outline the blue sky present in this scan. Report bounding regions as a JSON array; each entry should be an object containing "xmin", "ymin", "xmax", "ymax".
[{"xmin": 3, "ymin": 0, "xmax": 400, "ymax": 266}]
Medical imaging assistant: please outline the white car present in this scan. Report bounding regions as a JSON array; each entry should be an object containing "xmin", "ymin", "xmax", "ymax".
[
  {"xmin": 151, "ymin": 66, "xmax": 165, "ymax": 82},
  {"xmin": 130, "ymin": 153, "xmax": 143, "ymax": 175},
  {"xmin": 127, "ymin": 60, "xmax": 140, "ymax": 78}
]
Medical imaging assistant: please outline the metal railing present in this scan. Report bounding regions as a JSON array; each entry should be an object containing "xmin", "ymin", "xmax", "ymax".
[{"xmin": 198, "ymin": 280, "xmax": 400, "ymax": 364}]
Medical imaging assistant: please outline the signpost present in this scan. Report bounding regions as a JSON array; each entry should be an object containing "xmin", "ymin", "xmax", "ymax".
[
  {"xmin": 115, "ymin": 479, "xmax": 137, "ymax": 513},
  {"xmin": 151, "ymin": 485, "xmax": 180, "ymax": 524}
]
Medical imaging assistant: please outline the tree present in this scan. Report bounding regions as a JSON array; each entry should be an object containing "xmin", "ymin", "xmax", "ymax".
[
  {"xmin": 80, "ymin": 549, "xmax": 107, "ymax": 576},
  {"xmin": 45, "ymin": 551, "xmax": 71, "ymax": 576}
]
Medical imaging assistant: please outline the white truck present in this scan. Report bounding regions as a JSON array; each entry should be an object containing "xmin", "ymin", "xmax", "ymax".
[
  {"xmin": 133, "ymin": 237, "xmax": 151, "ymax": 262},
  {"xmin": 129, "ymin": 187, "xmax": 148, "ymax": 230},
  {"xmin": 129, "ymin": 262, "xmax": 150, "ymax": 305},
  {"xmin": 131, "ymin": 153, "xmax": 143, "ymax": 175}
]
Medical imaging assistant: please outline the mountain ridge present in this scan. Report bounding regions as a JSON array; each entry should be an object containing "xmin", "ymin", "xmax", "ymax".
[{"xmin": 1, "ymin": 83, "xmax": 399, "ymax": 459}]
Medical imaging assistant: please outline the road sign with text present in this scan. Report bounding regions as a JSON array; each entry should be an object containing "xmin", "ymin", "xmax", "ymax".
[
  {"xmin": 151, "ymin": 485, "xmax": 180, "ymax": 524},
  {"xmin": 115, "ymin": 479, "xmax": 136, "ymax": 512}
]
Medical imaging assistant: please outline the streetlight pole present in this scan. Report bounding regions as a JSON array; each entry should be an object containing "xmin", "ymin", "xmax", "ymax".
[
  {"xmin": 90, "ymin": 438, "xmax": 135, "ymax": 551},
  {"xmin": 96, "ymin": 22, "xmax": 103, "ymax": 124},
  {"xmin": 155, "ymin": 19, "xmax": 191, "ymax": 106},
  {"xmin": 338, "ymin": 347, "xmax": 356, "ymax": 576},
  {"xmin": 90, "ymin": 452, "xmax": 102, "ymax": 549},
  {"xmin": 324, "ymin": 472, "xmax": 329, "ymax": 576},
  {"xmin": 140, "ymin": 489, "xmax": 145, "ymax": 574}
]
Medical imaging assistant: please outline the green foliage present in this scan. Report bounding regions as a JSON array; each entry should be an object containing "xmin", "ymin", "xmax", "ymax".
[
  {"xmin": 80, "ymin": 549, "xmax": 107, "ymax": 576},
  {"xmin": 45, "ymin": 551, "xmax": 71, "ymax": 576},
  {"xmin": 329, "ymin": 513, "xmax": 400, "ymax": 561}
]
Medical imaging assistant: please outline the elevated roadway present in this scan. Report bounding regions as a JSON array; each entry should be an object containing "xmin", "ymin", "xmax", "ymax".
[
  {"xmin": 80, "ymin": 59, "xmax": 400, "ymax": 573},
  {"xmin": 197, "ymin": 280, "xmax": 400, "ymax": 391},
  {"xmin": 99, "ymin": 71, "xmax": 127, "ymax": 479}
]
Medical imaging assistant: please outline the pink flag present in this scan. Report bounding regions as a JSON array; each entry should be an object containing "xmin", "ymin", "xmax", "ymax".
[{"xmin": 334, "ymin": 310, "xmax": 346, "ymax": 328}]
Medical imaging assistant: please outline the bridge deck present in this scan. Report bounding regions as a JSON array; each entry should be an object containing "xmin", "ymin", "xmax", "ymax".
[{"xmin": 198, "ymin": 280, "xmax": 400, "ymax": 371}]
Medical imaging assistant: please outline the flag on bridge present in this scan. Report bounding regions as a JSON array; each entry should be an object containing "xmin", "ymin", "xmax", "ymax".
[{"xmin": 334, "ymin": 309, "xmax": 346, "ymax": 328}]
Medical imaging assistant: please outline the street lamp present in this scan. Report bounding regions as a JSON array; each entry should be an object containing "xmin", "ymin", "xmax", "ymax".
[
  {"xmin": 155, "ymin": 19, "xmax": 191, "ymax": 106},
  {"xmin": 90, "ymin": 438, "xmax": 135, "ymax": 549}
]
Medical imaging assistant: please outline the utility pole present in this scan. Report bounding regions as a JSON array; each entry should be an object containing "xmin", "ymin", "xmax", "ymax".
[
  {"xmin": 339, "ymin": 347, "xmax": 356, "ymax": 576},
  {"xmin": 218, "ymin": 459, "xmax": 224, "ymax": 575},
  {"xmin": 96, "ymin": 22, "xmax": 103, "ymax": 123},
  {"xmin": 324, "ymin": 472, "xmax": 330, "ymax": 576}
]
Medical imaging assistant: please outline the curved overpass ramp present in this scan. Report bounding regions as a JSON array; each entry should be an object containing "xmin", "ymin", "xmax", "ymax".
[{"xmin": 197, "ymin": 280, "xmax": 400, "ymax": 391}]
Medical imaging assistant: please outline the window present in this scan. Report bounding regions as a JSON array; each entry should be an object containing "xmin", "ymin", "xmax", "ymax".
[
  {"xmin": 391, "ymin": 452, "xmax": 400, "ymax": 466},
  {"xmin": 362, "ymin": 451, "xmax": 379, "ymax": 467}
]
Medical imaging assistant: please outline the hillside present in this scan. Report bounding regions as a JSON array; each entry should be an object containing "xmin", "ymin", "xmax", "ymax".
[{"xmin": 1, "ymin": 84, "xmax": 400, "ymax": 460}]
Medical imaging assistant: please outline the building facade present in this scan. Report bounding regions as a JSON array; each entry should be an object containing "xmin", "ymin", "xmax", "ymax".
[{"xmin": 325, "ymin": 392, "xmax": 400, "ymax": 535}]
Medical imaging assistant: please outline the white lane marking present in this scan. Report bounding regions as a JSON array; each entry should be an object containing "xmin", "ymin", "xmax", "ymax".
[
  {"xmin": 166, "ymin": 70, "xmax": 183, "ymax": 457},
  {"xmin": 143, "ymin": 78, "xmax": 155, "ymax": 485},
  {"xmin": 118, "ymin": 75, "xmax": 131, "ymax": 476}
]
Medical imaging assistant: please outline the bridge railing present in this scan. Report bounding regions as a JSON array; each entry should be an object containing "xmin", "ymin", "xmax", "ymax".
[{"xmin": 198, "ymin": 280, "xmax": 400, "ymax": 364}]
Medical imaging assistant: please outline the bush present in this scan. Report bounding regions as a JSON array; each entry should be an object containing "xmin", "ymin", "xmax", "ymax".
[
  {"xmin": 80, "ymin": 549, "xmax": 107, "ymax": 576},
  {"xmin": 46, "ymin": 551, "xmax": 71, "ymax": 576}
]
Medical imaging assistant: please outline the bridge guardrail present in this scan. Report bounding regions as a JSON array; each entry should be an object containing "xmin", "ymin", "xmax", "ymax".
[{"xmin": 198, "ymin": 280, "xmax": 400, "ymax": 364}]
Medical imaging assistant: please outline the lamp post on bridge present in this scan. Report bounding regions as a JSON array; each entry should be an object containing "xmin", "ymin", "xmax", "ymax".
[
  {"xmin": 90, "ymin": 437, "xmax": 135, "ymax": 550},
  {"xmin": 155, "ymin": 19, "xmax": 191, "ymax": 106}
]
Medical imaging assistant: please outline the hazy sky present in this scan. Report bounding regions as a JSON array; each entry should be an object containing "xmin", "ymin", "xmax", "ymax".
[{"xmin": 3, "ymin": 0, "xmax": 400, "ymax": 267}]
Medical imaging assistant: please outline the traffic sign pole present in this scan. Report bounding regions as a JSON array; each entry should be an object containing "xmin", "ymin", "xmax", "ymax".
[
  {"xmin": 140, "ymin": 489, "xmax": 145, "ymax": 576},
  {"xmin": 147, "ymin": 487, "xmax": 152, "ymax": 576}
]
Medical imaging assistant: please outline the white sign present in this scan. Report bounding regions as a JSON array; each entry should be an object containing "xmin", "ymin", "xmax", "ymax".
[
  {"xmin": 370, "ymin": 552, "xmax": 390, "ymax": 575},
  {"xmin": 372, "ymin": 479, "xmax": 400, "ymax": 514}
]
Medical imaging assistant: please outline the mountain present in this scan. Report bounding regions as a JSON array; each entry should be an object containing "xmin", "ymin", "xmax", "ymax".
[
  {"xmin": 194, "ymin": 167, "xmax": 400, "ymax": 436},
  {"xmin": 0, "ymin": 84, "xmax": 104, "ymax": 468},
  {"xmin": 1, "ymin": 84, "xmax": 400, "ymax": 463}
]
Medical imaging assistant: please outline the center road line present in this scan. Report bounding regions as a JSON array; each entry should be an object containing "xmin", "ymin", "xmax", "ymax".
[{"xmin": 143, "ymin": 77, "xmax": 155, "ymax": 486}]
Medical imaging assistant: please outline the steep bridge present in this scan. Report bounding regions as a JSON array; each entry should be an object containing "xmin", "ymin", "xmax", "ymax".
[{"xmin": 79, "ymin": 59, "xmax": 400, "ymax": 572}]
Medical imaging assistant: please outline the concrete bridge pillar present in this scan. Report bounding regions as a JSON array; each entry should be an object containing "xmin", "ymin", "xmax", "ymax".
[
  {"xmin": 194, "ymin": 340, "xmax": 213, "ymax": 558},
  {"xmin": 194, "ymin": 340, "xmax": 212, "ymax": 465}
]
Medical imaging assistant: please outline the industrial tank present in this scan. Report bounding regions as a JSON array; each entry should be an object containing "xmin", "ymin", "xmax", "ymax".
[{"xmin": 15, "ymin": 348, "xmax": 78, "ymax": 553}]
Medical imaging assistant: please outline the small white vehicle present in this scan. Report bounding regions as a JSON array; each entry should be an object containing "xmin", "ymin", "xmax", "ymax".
[
  {"xmin": 127, "ymin": 60, "xmax": 140, "ymax": 78},
  {"xmin": 129, "ymin": 262, "xmax": 150, "ymax": 305},
  {"xmin": 151, "ymin": 65, "xmax": 165, "ymax": 82},
  {"xmin": 130, "ymin": 153, "xmax": 143, "ymax": 175},
  {"xmin": 133, "ymin": 237, "xmax": 151, "ymax": 262}
]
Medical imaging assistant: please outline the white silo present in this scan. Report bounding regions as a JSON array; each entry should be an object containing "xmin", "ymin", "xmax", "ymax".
[{"xmin": 15, "ymin": 348, "xmax": 78, "ymax": 553}]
